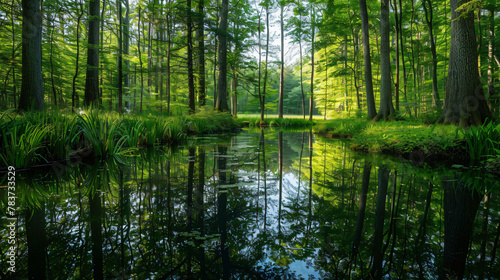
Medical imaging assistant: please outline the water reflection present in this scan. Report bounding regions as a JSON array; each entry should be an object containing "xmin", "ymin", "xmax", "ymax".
[{"xmin": 1, "ymin": 131, "xmax": 500, "ymax": 279}]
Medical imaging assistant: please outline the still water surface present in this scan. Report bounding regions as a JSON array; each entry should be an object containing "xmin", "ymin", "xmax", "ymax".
[{"xmin": 1, "ymin": 130, "xmax": 499, "ymax": 279}]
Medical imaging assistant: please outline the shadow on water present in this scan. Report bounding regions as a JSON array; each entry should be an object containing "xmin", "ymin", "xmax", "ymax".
[{"xmin": 1, "ymin": 131, "xmax": 500, "ymax": 279}]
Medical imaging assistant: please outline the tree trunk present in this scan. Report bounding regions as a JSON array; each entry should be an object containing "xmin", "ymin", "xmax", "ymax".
[
  {"xmin": 196, "ymin": 0, "xmax": 206, "ymax": 106},
  {"xmin": 138, "ymin": 6, "xmax": 144, "ymax": 114},
  {"xmin": 373, "ymin": 0, "xmax": 395, "ymax": 121},
  {"xmin": 19, "ymin": 0, "xmax": 44, "ymax": 111},
  {"xmin": 437, "ymin": 0, "xmax": 492, "ymax": 126},
  {"xmin": 124, "ymin": 0, "xmax": 130, "ymax": 109},
  {"xmin": 118, "ymin": 0, "xmax": 123, "ymax": 114},
  {"xmin": 309, "ymin": 7, "xmax": 315, "ymax": 121},
  {"xmin": 71, "ymin": 1, "xmax": 83, "ymax": 111},
  {"xmin": 278, "ymin": 3, "xmax": 284, "ymax": 118},
  {"xmin": 84, "ymin": 0, "xmax": 100, "ymax": 107},
  {"xmin": 187, "ymin": 0, "xmax": 195, "ymax": 113},
  {"xmin": 359, "ymin": 0, "xmax": 377, "ymax": 119},
  {"xmin": 486, "ymin": 5, "xmax": 495, "ymax": 102},
  {"xmin": 216, "ymin": 0, "xmax": 229, "ymax": 112},
  {"xmin": 422, "ymin": 0, "xmax": 441, "ymax": 109},
  {"xmin": 392, "ymin": 0, "xmax": 400, "ymax": 111}
]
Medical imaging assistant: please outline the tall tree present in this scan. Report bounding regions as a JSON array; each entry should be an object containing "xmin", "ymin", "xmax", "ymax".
[
  {"xmin": 84, "ymin": 0, "xmax": 101, "ymax": 106},
  {"xmin": 373, "ymin": 0, "xmax": 395, "ymax": 121},
  {"xmin": 18, "ymin": 0, "xmax": 44, "ymax": 111},
  {"xmin": 309, "ymin": 5, "xmax": 315, "ymax": 121},
  {"xmin": 196, "ymin": 0, "xmax": 206, "ymax": 106},
  {"xmin": 437, "ymin": 0, "xmax": 491, "ymax": 126},
  {"xmin": 216, "ymin": 0, "xmax": 229, "ymax": 111},
  {"xmin": 422, "ymin": 0, "xmax": 441, "ymax": 109},
  {"xmin": 187, "ymin": 0, "xmax": 195, "ymax": 113},
  {"xmin": 358, "ymin": 0, "xmax": 376, "ymax": 119},
  {"xmin": 278, "ymin": 0, "xmax": 285, "ymax": 118}
]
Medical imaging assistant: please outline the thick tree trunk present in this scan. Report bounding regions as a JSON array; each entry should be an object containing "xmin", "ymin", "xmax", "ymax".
[
  {"xmin": 373, "ymin": 0, "xmax": 395, "ymax": 121},
  {"xmin": 216, "ymin": 0, "xmax": 229, "ymax": 112},
  {"xmin": 19, "ymin": 0, "xmax": 44, "ymax": 111},
  {"xmin": 84, "ymin": 0, "xmax": 100, "ymax": 107},
  {"xmin": 437, "ymin": 0, "xmax": 491, "ymax": 126}
]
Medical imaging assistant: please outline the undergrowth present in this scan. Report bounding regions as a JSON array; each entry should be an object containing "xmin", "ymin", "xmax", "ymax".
[{"xmin": 0, "ymin": 108, "xmax": 239, "ymax": 168}]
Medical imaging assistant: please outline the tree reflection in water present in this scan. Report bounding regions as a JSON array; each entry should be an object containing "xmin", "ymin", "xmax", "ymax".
[{"xmin": 1, "ymin": 131, "xmax": 499, "ymax": 279}]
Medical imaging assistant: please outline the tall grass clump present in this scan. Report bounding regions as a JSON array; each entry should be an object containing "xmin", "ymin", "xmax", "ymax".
[
  {"xmin": 77, "ymin": 111, "xmax": 128, "ymax": 157},
  {"xmin": 0, "ymin": 122, "xmax": 50, "ymax": 167},
  {"xmin": 464, "ymin": 121, "xmax": 500, "ymax": 165},
  {"xmin": 188, "ymin": 108, "xmax": 240, "ymax": 133}
]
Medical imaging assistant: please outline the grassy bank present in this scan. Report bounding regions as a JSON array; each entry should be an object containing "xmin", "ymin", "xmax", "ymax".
[
  {"xmin": 0, "ymin": 109, "xmax": 240, "ymax": 168},
  {"xmin": 313, "ymin": 117, "xmax": 500, "ymax": 169},
  {"xmin": 238, "ymin": 114, "xmax": 315, "ymax": 128}
]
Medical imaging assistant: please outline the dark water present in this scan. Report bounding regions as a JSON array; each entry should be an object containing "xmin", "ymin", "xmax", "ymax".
[{"xmin": 1, "ymin": 130, "xmax": 500, "ymax": 279}]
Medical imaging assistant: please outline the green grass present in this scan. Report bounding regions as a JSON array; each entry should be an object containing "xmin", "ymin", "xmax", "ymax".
[
  {"xmin": 0, "ymin": 108, "xmax": 240, "ymax": 168},
  {"xmin": 238, "ymin": 114, "xmax": 315, "ymax": 128},
  {"xmin": 313, "ymin": 116, "xmax": 500, "ymax": 167}
]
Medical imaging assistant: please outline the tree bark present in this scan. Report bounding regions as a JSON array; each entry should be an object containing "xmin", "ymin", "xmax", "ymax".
[
  {"xmin": 19, "ymin": 0, "xmax": 44, "ymax": 111},
  {"xmin": 278, "ymin": 3, "xmax": 284, "ymax": 118},
  {"xmin": 84, "ymin": 0, "xmax": 100, "ymax": 107},
  {"xmin": 187, "ymin": 0, "xmax": 195, "ymax": 113},
  {"xmin": 216, "ymin": 0, "xmax": 229, "ymax": 112},
  {"xmin": 437, "ymin": 0, "xmax": 492, "ymax": 126},
  {"xmin": 138, "ymin": 7, "xmax": 144, "ymax": 114},
  {"xmin": 422, "ymin": 0, "xmax": 441, "ymax": 109},
  {"xmin": 196, "ymin": 0, "xmax": 206, "ymax": 106},
  {"xmin": 373, "ymin": 0, "xmax": 395, "ymax": 121},
  {"xmin": 309, "ymin": 7, "xmax": 315, "ymax": 121}
]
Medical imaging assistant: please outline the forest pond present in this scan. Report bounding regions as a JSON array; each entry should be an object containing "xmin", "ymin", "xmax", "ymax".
[{"xmin": 1, "ymin": 130, "xmax": 499, "ymax": 279}]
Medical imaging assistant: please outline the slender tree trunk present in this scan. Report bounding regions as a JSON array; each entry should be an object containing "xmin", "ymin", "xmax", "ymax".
[
  {"xmin": 373, "ymin": 0, "xmax": 395, "ymax": 121},
  {"xmin": 49, "ymin": 14, "xmax": 57, "ymax": 106},
  {"xmin": 352, "ymin": 160, "xmax": 371, "ymax": 253},
  {"xmin": 392, "ymin": 0, "xmax": 400, "ymax": 111},
  {"xmin": 166, "ymin": 0, "xmax": 172, "ymax": 115},
  {"xmin": 422, "ymin": 0, "xmax": 441, "ymax": 109},
  {"xmin": 196, "ymin": 0, "xmax": 206, "ymax": 106},
  {"xmin": 124, "ymin": 0, "xmax": 130, "ymax": 109},
  {"xmin": 84, "ymin": 0, "xmax": 100, "ymax": 107},
  {"xmin": 187, "ymin": 0, "xmax": 195, "ymax": 113},
  {"xmin": 261, "ymin": 5, "xmax": 270, "ymax": 124},
  {"xmin": 437, "ymin": 0, "xmax": 492, "ymax": 126},
  {"xmin": 309, "ymin": 8, "xmax": 315, "ymax": 121},
  {"xmin": 359, "ymin": 0, "xmax": 377, "ymax": 119},
  {"xmin": 11, "ymin": 0, "xmax": 17, "ymax": 108},
  {"xmin": 300, "ymin": 40, "xmax": 305, "ymax": 119},
  {"xmin": 487, "ymin": 6, "xmax": 495, "ymax": 103},
  {"xmin": 118, "ymin": 0, "xmax": 123, "ymax": 114},
  {"xmin": 71, "ymin": 1, "xmax": 83, "ymax": 111},
  {"xmin": 138, "ymin": 6, "xmax": 144, "ymax": 114},
  {"xmin": 278, "ymin": 3, "xmax": 284, "ymax": 118}
]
